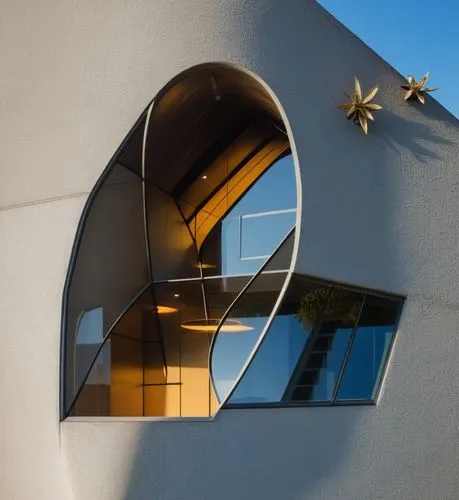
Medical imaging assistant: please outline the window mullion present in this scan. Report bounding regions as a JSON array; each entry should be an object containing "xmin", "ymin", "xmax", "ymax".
[{"xmin": 331, "ymin": 295, "xmax": 367, "ymax": 404}]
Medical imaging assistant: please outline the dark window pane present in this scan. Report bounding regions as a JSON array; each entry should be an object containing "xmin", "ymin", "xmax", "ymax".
[
  {"xmin": 144, "ymin": 73, "xmax": 232, "ymax": 193},
  {"xmin": 65, "ymin": 165, "xmax": 149, "ymax": 412},
  {"xmin": 264, "ymin": 229, "xmax": 295, "ymax": 272},
  {"xmin": 336, "ymin": 295, "xmax": 401, "ymax": 401},
  {"xmin": 146, "ymin": 183, "xmax": 200, "ymax": 282},
  {"xmin": 204, "ymin": 275, "xmax": 252, "ymax": 319}
]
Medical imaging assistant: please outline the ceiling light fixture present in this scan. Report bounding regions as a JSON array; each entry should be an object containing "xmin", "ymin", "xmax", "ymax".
[
  {"xmin": 193, "ymin": 262, "xmax": 216, "ymax": 269},
  {"xmin": 210, "ymin": 75, "xmax": 221, "ymax": 102},
  {"xmin": 154, "ymin": 305, "xmax": 179, "ymax": 314},
  {"xmin": 180, "ymin": 319, "xmax": 254, "ymax": 333},
  {"xmin": 200, "ymin": 263, "xmax": 216, "ymax": 269}
]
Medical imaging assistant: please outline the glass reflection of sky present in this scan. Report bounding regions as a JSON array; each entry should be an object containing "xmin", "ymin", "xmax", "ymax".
[
  {"xmin": 212, "ymin": 316, "xmax": 268, "ymax": 400},
  {"xmin": 76, "ymin": 307, "xmax": 103, "ymax": 345},
  {"xmin": 308, "ymin": 328, "xmax": 352, "ymax": 401},
  {"xmin": 221, "ymin": 155, "xmax": 296, "ymax": 276},
  {"xmin": 337, "ymin": 326, "xmax": 393, "ymax": 400},
  {"xmin": 228, "ymin": 321, "xmax": 395, "ymax": 404},
  {"xmin": 74, "ymin": 306, "xmax": 110, "ymax": 387},
  {"xmin": 227, "ymin": 314, "xmax": 308, "ymax": 403}
]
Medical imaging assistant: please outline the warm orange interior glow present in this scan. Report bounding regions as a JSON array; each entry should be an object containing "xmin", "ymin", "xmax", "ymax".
[
  {"xmin": 181, "ymin": 318, "xmax": 254, "ymax": 333},
  {"xmin": 197, "ymin": 263, "xmax": 217, "ymax": 269},
  {"xmin": 154, "ymin": 305, "xmax": 179, "ymax": 314},
  {"xmin": 190, "ymin": 136, "xmax": 289, "ymax": 250}
]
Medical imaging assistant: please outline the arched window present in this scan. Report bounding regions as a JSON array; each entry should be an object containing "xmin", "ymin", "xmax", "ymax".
[
  {"xmin": 62, "ymin": 64, "xmax": 298, "ymax": 418},
  {"xmin": 62, "ymin": 64, "xmax": 402, "ymax": 419}
]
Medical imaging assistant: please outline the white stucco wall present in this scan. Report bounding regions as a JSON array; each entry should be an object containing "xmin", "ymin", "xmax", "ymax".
[{"xmin": 1, "ymin": 1, "xmax": 459, "ymax": 499}]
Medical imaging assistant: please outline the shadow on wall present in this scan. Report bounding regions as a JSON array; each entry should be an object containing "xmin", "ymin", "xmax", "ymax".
[
  {"xmin": 377, "ymin": 111, "xmax": 455, "ymax": 163},
  {"xmin": 121, "ymin": 408, "xmax": 363, "ymax": 500}
]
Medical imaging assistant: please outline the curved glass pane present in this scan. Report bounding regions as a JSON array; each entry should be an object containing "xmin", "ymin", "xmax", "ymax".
[{"xmin": 65, "ymin": 165, "xmax": 149, "ymax": 412}]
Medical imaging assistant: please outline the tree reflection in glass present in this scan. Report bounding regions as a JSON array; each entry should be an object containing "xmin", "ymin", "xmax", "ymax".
[{"xmin": 226, "ymin": 276, "xmax": 403, "ymax": 407}]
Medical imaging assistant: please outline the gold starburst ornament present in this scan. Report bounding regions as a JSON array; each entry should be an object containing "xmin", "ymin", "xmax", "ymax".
[
  {"xmin": 401, "ymin": 72, "xmax": 438, "ymax": 104},
  {"xmin": 337, "ymin": 77, "xmax": 382, "ymax": 135}
]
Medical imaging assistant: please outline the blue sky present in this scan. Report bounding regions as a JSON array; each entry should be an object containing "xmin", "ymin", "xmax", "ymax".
[{"xmin": 318, "ymin": 0, "xmax": 459, "ymax": 118}]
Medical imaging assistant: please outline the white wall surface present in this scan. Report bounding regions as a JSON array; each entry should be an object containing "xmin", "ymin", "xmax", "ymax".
[
  {"xmin": 0, "ymin": 198, "xmax": 84, "ymax": 499},
  {"xmin": 1, "ymin": 0, "xmax": 459, "ymax": 499}
]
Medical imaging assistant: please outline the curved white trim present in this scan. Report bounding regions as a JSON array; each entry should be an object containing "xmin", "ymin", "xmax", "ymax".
[{"xmin": 141, "ymin": 101, "xmax": 156, "ymax": 282}]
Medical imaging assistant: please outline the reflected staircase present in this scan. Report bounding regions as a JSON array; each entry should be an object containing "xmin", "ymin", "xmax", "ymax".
[{"xmin": 282, "ymin": 320, "xmax": 340, "ymax": 401}]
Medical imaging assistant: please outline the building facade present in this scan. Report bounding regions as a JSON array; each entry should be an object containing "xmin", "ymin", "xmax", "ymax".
[{"xmin": 1, "ymin": 1, "xmax": 459, "ymax": 499}]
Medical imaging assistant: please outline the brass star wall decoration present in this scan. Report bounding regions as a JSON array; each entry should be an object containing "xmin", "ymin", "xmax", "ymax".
[
  {"xmin": 337, "ymin": 77, "xmax": 382, "ymax": 135},
  {"xmin": 401, "ymin": 72, "xmax": 438, "ymax": 104}
]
